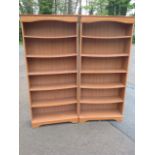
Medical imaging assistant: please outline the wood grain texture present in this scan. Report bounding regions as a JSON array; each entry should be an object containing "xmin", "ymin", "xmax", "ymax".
[
  {"xmin": 20, "ymin": 15, "xmax": 78, "ymax": 22},
  {"xmin": 81, "ymin": 16, "xmax": 134, "ymax": 24}
]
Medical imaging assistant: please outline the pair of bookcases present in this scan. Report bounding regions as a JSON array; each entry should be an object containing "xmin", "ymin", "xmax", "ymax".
[{"xmin": 21, "ymin": 15, "xmax": 134, "ymax": 128}]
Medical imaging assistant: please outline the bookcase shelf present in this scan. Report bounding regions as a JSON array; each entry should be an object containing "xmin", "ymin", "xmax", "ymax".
[
  {"xmin": 24, "ymin": 35, "xmax": 77, "ymax": 39},
  {"xmin": 27, "ymin": 53, "xmax": 77, "ymax": 58},
  {"xmin": 80, "ymin": 97, "xmax": 123, "ymax": 104},
  {"xmin": 81, "ymin": 69, "xmax": 127, "ymax": 74},
  {"xmin": 23, "ymin": 20, "xmax": 76, "ymax": 37},
  {"xmin": 21, "ymin": 15, "xmax": 134, "ymax": 127},
  {"xmin": 32, "ymin": 111, "xmax": 78, "ymax": 126},
  {"xmin": 81, "ymin": 53, "xmax": 129, "ymax": 57},
  {"xmin": 80, "ymin": 110, "xmax": 122, "ymax": 121},
  {"xmin": 82, "ymin": 35, "xmax": 132, "ymax": 39},
  {"xmin": 32, "ymin": 105, "xmax": 78, "ymax": 127},
  {"xmin": 81, "ymin": 83, "xmax": 125, "ymax": 89},
  {"xmin": 29, "ymin": 70, "xmax": 77, "ymax": 76},
  {"xmin": 30, "ymin": 84, "xmax": 77, "ymax": 91},
  {"xmin": 32, "ymin": 98, "xmax": 77, "ymax": 108},
  {"xmin": 82, "ymin": 21, "xmax": 133, "ymax": 37}
]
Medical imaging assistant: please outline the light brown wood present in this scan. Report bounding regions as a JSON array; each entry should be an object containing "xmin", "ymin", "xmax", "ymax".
[
  {"xmin": 21, "ymin": 15, "xmax": 78, "ymax": 127},
  {"xmin": 82, "ymin": 35, "xmax": 131, "ymax": 39},
  {"xmin": 32, "ymin": 99, "xmax": 77, "ymax": 108},
  {"xmin": 20, "ymin": 15, "xmax": 134, "ymax": 127},
  {"xmin": 80, "ymin": 97, "xmax": 123, "ymax": 104},
  {"xmin": 20, "ymin": 15, "xmax": 78, "ymax": 22},
  {"xmin": 27, "ymin": 53, "xmax": 77, "ymax": 58},
  {"xmin": 81, "ymin": 16, "xmax": 134, "ymax": 24},
  {"xmin": 24, "ymin": 35, "xmax": 77, "ymax": 39},
  {"xmin": 81, "ymin": 53, "xmax": 129, "ymax": 57},
  {"xmin": 81, "ymin": 83, "xmax": 125, "ymax": 89}
]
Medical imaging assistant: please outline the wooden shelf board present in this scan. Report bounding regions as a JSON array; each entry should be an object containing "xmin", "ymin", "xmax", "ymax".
[
  {"xmin": 30, "ymin": 84, "xmax": 77, "ymax": 91},
  {"xmin": 32, "ymin": 111, "xmax": 78, "ymax": 125},
  {"xmin": 81, "ymin": 83, "xmax": 125, "ymax": 89},
  {"xmin": 82, "ymin": 35, "xmax": 132, "ymax": 39},
  {"xmin": 24, "ymin": 35, "xmax": 77, "ymax": 39},
  {"xmin": 32, "ymin": 98, "xmax": 77, "ymax": 108},
  {"xmin": 27, "ymin": 53, "xmax": 77, "ymax": 58},
  {"xmin": 29, "ymin": 70, "xmax": 77, "ymax": 76},
  {"xmin": 81, "ymin": 69, "xmax": 127, "ymax": 74},
  {"xmin": 81, "ymin": 53, "xmax": 129, "ymax": 58},
  {"xmin": 81, "ymin": 97, "xmax": 123, "ymax": 104},
  {"xmin": 79, "ymin": 110, "xmax": 122, "ymax": 120}
]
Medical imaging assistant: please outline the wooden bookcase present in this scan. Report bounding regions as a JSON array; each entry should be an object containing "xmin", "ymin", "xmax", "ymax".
[
  {"xmin": 21, "ymin": 15, "xmax": 79, "ymax": 128},
  {"xmin": 79, "ymin": 16, "xmax": 134, "ymax": 122},
  {"xmin": 20, "ymin": 15, "xmax": 134, "ymax": 127}
]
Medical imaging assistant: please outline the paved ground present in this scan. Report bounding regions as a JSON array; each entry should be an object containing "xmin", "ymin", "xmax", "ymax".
[{"xmin": 19, "ymin": 44, "xmax": 135, "ymax": 155}]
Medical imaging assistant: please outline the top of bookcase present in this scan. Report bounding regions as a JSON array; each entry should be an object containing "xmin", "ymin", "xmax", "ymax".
[
  {"xmin": 20, "ymin": 15, "xmax": 78, "ymax": 22},
  {"xmin": 81, "ymin": 16, "xmax": 134, "ymax": 24},
  {"xmin": 20, "ymin": 15, "xmax": 134, "ymax": 24}
]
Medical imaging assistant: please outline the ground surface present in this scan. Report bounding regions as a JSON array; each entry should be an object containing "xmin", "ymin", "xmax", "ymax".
[{"xmin": 19, "ymin": 44, "xmax": 135, "ymax": 155}]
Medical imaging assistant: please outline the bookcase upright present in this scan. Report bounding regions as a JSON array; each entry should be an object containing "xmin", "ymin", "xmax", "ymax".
[{"xmin": 21, "ymin": 15, "xmax": 134, "ymax": 127}]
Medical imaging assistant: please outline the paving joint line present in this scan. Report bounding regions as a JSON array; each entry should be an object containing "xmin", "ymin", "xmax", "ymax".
[{"xmin": 108, "ymin": 121, "xmax": 135, "ymax": 142}]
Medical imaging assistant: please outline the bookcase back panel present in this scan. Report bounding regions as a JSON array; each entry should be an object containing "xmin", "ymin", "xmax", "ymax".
[
  {"xmin": 81, "ymin": 89, "xmax": 123, "ymax": 99},
  {"xmin": 81, "ymin": 103, "xmax": 120, "ymax": 112},
  {"xmin": 28, "ymin": 57, "xmax": 76, "ymax": 72},
  {"xmin": 82, "ymin": 38, "xmax": 130, "ymax": 54},
  {"xmin": 30, "ymin": 74, "xmax": 76, "ymax": 87},
  {"xmin": 81, "ymin": 74, "xmax": 125, "ymax": 85},
  {"xmin": 82, "ymin": 57, "xmax": 127, "ymax": 70},
  {"xmin": 24, "ymin": 21, "xmax": 76, "ymax": 37},
  {"xmin": 26, "ymin": 38, "xmax": 76, "ymax": 55},
  {"xmin": 33, "ymin": 105, "xmax": 76, "ymax": 117},
  {"xmin": 83, "ymin": 22, "xmax": 132, "ymax": 37},
  {"xmin": 31, "ymin": 89, "xmax": 76, "ymax": 102}
]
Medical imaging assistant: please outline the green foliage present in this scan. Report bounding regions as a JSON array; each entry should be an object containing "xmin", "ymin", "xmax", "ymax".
[
  {"xmin": 19, "ymin": 0, "xmax": 36, "ymax": 14},
  {"xmin": 19, "ymin": 0, "xmax": 135, "ymax": 41},
  {"xmin": 38, "ymin": 0, "xmax": 54, "ymax": 14},
  {"xmin": 19, "ymin": 22, "xmax": 22, "ymax": 42},
  {"xmin": 84, "ymin": 0, "xmax": 135, "ymax": 15},
  {"xmin": 132, "ymin": 34, "xmax": 135, "ymax": 44}
]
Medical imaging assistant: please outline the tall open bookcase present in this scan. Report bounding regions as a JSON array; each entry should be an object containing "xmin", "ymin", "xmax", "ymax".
[
  {"xmin": 21, "ymin": 15, "xmax": 134, "ymax": 128},
  {"xmin": 79, "ymin": 16, "xmax": 134, "ymax": 123}
]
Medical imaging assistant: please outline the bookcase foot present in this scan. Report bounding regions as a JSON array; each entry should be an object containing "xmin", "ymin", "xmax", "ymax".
[
  {"xmin": 79, "ymin": 120, "xmax": 87, "ymax": 124},
  {"xmin": 32, "ymin": 123, "xmax": 41, "ymax": 128},
  {"xmin": 71, "ymin": 121, "xmax": 78, "ymax": 124},
  {"xmin": 115, "ymin": 117, "xmax": 123, "ymax": 122}
]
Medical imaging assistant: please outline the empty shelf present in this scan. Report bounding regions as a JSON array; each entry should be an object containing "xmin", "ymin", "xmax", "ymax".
[
  {"xmin": 81, "ymin": 83, "xmax": 125, "ymax": 89},
  {"xmin": 81, "ymin": 69, "xmax": 127, "ymax": 74},
  {"xmin": 32, "ymin": 112, "xmax": 78, "ymax": 125},
  {"xmin": 32, "ymin": 98, "xmax": 77, "ymax": 108},
  {"xmin": 24, "ymin": 35, "xmax": 77, "ymax": 39},
  {"xmin": 30, "ymin": 84, "xmax": 77, "ymax": 91},
  {"xmin": 80, "ymin": 110, "xmax": 122, "ymax": 120},
  {"xmin": 29, "ymin": 70, "xmax": 77, "ymax": 76},
  {"xmin": 80, "ymin": 97, "xmax": 123, "ymax": 104},
  {"xmin": 27, "ymin": 53, "xmax": 77, "ymax": 58},
  {"xmin": 82, "ymin": 35, "xmax": 132, "ymax": 39},
  {"xmin": 81, "ymin": 53, "xmax": 129, "ymax": 57}
]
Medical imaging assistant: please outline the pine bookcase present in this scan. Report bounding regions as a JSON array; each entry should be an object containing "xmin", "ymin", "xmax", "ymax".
[{"xmin": 20, "ymin": 15, "xmax": 134, "ymax": 128}]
